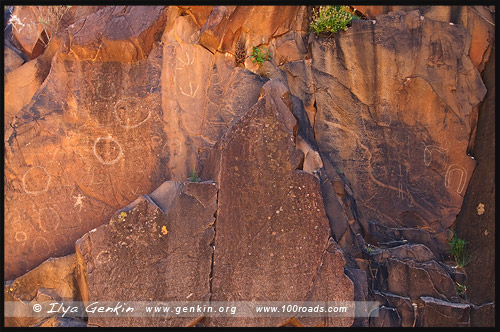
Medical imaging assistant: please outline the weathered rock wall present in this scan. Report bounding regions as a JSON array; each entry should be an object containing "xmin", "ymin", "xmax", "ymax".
[{"xmin": 3, "ymin": 5, "xmax": 495, "ymax": 327}]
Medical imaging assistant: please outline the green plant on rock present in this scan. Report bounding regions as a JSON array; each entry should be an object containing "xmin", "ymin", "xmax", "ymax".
[
  {"xmin": 448, "ymin": 231, "xmax": 471, "ymax": 268},
  {"xmin": 190, "ymin": 167, "xmax": 198, "ymax": 183},
  {"xmin": 456, "ymin": 282, "xmax": 467, "ymax": 296},
  {"xmin": 310, "ymin": 5, "xmax": 359, "ymax": 35},
  {"xmin": 250, "ymin": 45, "xmax": 270, "ymax": 65}
]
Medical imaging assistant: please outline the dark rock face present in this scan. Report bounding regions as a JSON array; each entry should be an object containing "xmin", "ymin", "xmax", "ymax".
[
  {"xmin": 455, "ymin": 46, "xmax": 495, "ymax": 308},
  {"xmin": 203, "ymin": 80, "xmax": 354, "ymax": 327},
  {"xmin": 416, "ymin": 296, "xmax": 470, "ymax": 327},
  {"xmin": 308, "ymin": 10, "xmax": 486, "ymax": 257},
  {"xmin": 75, "ymin": 181, "xmax": 217, "ymax": 327}
]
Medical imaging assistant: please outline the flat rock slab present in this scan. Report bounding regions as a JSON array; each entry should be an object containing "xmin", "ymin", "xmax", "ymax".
[
  {"xmin": 204, "ymin": 80, "xmax": 354, "ymax": 327},
  {"xmin": 75, "ymin": 181, "xmax": 217, "ymax": 327}
]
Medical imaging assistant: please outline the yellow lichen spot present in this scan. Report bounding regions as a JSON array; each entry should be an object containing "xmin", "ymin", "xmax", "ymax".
[
  {"xmin": 9, "ymin": 287, "xmax": 14, "ymax": 292},
  {"xmin": 161, "ymin": 225, "xmax": 168, "ymax": 235},
  {"xmin": 477, "ymin": 203, "xmax": 485, "ymax": 215}
]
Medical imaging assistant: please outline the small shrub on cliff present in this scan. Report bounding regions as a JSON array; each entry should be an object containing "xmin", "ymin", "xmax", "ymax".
[
  {"xmin": 448, "ymin": 232, "xmax": 471, "ymax": 268},
  {"xmin": 250, "ymin": 45, "xmax": 270, "ymax": 65},
  {"xmin": 190, "ymin": 167, "xmax": 198, "ymax": 183},
  {"xmin": 310, "ymin": 6, "xmax": 358, "ymax": 35}
]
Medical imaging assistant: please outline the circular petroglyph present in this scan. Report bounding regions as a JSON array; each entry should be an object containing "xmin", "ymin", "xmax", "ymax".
[
  {"xmin": 95, "ymin": 80, "xmax": 116, "ymax": 101},
  {"xmin": 33, "ymin": 237, "xmax": 51, "ymax": 255},
  {"xmin": 37, "ymin": 207, "xmax": 61, "ymax": 233},
  {"xmin": 93, "ymin": 136, "xmax": 123, "ymax": 165},
  {"xmin": 15, "ymin": 231, "xmax": 27, "ymax": 242},
  {"xmin": 22, "ymin": 166, "xmax": 51, "ymax": 195},
  {"xmin": 114, "ymin": 97, "xmax": 151, "ymax": 129}
]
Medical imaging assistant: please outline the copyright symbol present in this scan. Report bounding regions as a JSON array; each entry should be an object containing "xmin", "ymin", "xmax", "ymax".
[{"xmin": 32, "ymin": 304, "xmax": 42, "ymax": 312}]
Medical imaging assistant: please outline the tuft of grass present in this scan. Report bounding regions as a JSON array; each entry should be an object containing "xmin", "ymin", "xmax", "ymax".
[
  {"xmin": 448, "ymin": 231, "xmax": 471, "ymax": 268},
  {"xmin": 250, "ymin": 45, "xmax": 270, "ymax": 65},
  {"xmin": 310, "ymin": 5, "xmax": 359, "ymax": 36},
  {"xmin": 190, "ymin": 167, "xmax": 198, "ymax": 183}
]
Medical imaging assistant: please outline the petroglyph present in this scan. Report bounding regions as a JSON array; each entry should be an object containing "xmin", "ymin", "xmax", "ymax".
[
  {"xmin": 95, "ymin": 80, "xmax": 117, "ymax": 101},
  {"xmin": 22, "ymin": 166, "xmax": 51, "ymax": 195},
  {"xmin": 424, "ymin": 145, "xmax": 448, "ymax": 168},
  {"xmin": 15, "ymin": 231, "xmax": 27, "ymax": 242},
  {"xmin": 179, "ymin": 82, "xmax": 199, "ymax": 98},
  {"xmin": 176, "ymin": 51, "xmax": 194, "ymax": 70},
  {"xmin": 93, "ymin": 136, "xmax": 123, "ymax": 165},
  {"xmin": 37, "ymin": 207, "xmax": 61, "ymax": 233},
  {"xmin": 73, "ymin": 194, "xmax": 86, "ymax": 211},
  {"xmin": 33, "ymin": 237, "xmax": 51, "ymax": 254},
  {"xmin": 114, "ymin": 97, "xmax": 151, "ymax": 129},
  {"xmin": 445, "ymin": 164, "xmax": 467, "ymax": 194}
]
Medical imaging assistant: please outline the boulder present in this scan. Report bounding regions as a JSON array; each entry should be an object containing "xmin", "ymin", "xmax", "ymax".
[
  {"xmin": 4, "ymin": 254, "xmax": 80, "ymax": 327},
  {"xmin": 470, "ymin": 303, "xmax": 495, "ymax": 327},
  {"xmin": 383, "ymin": 258, "xmax": 458, "ymax": 302},
  {"xmin": 416, "ymin": 296, "xmax": 470, "ymax": 327},
  {"xmin": 203, "ymin": 80, "xmax": 354, "ymax": 327},
  {"xmin": 307, "ymin": 10, "xmax": 486, "ymax": 258},
  {"xmin": 75, "ymin": 181, "xmax": 217, "ymax": 327},
  {"xmin": 369, "ymin": 306, "xmax": 401, "ymax": 327}
]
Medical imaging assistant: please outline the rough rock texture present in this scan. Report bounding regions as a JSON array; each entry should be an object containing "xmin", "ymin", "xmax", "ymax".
[
  {"xmin": 75, "ymin": 181, "xmax": 217, "ymax": 327},
  {"xmin": 68, "ymin": 6, "xmax": 168, "ymax": 62},
  {"xmin": 161, "ymin": 6, "xmax": 267, "ymax": 179},
  {"xmin": 353, "ymin": 6, "xmax": 495, "ymax": 72},
  {"xmin": 3, "ymin": 5, "xmax": 494, "ymax": 328},
  {"xmin": 415, "ymin": 296, "xmax": 470, "ymax": 327},
  {"xmin": 300, "ymin": 10, "xmax": 487, "ymax": 258},
  {"xmin": 4, "ymin": 47, "xmax": 165, "ymax": 279},
  {"xmin": 34, "ymin": 317, "xmax": 87, "ymax": 327},
  {"xmin": 456, "ymin": 45, "xmax": 495, "ymax": 304},
  {"xmin": 199, "ymin": 6, "xmax": 308, "ymax": 55},
  {"xmin": 4, "ymin": 46, "xmax": 25, "ymax": 74},
  {"xmin": 4, "ymin": 5, "xmax": 267, "ymax": 280},
  {"xmin": 4, "ymin": 254, "xmax": 80, "ymax": 327},
  {"xmin": 203, "ymin": 80, "xmax": 354, "ymax": 327},
  {"xmin": 454, "ymin": 43, "xmax": 495, "ymax": 325}
]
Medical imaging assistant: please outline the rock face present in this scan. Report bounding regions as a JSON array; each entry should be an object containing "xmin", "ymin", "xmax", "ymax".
[
  {"xmin": 353, "ymin": 6, "xmax": 495, "ymax": 73},
  {"xmin": 3, "ymin": 5, "xmax": 494, "ymax": 328},
  {"xmin": 4, "ymin": 254, "xmax": 80, "ymax": 327},
  {"xmin": 203, "ymin": 80, "xmax": 354, "ymax": 327},
  {"xmin": 455, "ymin": 41, "xmax": 495, "ymax": 315},
  {"xmin": 75, "ymin": 181, "xmax": 217, "ymax": 327},
  {"xmin": 4, "ymin": 5, "xmax": 266, "ymax": 280},
  {"xmin": 301, "ymin": 10, "xmax": 486, "ymax": 258}
]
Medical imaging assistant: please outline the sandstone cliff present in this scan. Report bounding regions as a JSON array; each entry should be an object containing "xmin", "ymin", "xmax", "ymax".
[{"xmin": 3, "ymin": 5, "xmax": 495, "ymax": 327}]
